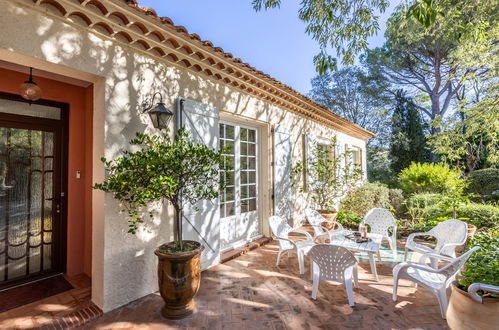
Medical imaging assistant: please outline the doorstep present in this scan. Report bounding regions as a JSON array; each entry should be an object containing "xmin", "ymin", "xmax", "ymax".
[
  {"xmin": 0, "ymin": 274, "xmax": 102, "ymax": 329},
  {"xmin": 221, "ymin": 237, "xmax": 272, "ymax": 263}
]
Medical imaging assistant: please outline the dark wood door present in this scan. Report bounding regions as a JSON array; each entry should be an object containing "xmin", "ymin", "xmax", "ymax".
[{"xmin": 0, "ymin": 93, "xmax": 68, "ymax": 289}]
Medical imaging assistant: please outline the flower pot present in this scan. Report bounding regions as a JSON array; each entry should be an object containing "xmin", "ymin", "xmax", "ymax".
[
  {"xmin": 456, "ymin": 224, "xmax": 477, "ymax": 254},
  {"xmin": 447, "ymin": 282, "xmax": 499, "ymax": 330},
  {"xmin": 155, "ymin": 241, "xmax": 204, "ymax": 319},
  {"xmin": 318, "ymin": 210, "xmax": 337, "ymax": 230}
]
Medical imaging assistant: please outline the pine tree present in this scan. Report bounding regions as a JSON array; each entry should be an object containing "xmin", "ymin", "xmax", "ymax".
[{"xmin": 390, "ymin": 90, "xmax": 427, "ymax": 174}]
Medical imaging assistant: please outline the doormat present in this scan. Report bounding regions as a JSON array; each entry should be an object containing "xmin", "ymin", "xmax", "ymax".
[
  {"xmin": 0, "ymin": 275, "xmax": 73, "ymax": 313},
  {"xmin": 356, "ymin": 245, "xmax": 413, "ymax": 267}
]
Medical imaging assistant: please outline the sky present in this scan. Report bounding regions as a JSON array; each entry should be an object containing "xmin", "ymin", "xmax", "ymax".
[{"xmin": 137, "ymin": 0, "xmax": 399, "ymax": 95}]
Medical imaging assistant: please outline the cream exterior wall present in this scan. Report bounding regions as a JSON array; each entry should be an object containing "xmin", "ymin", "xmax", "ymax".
[{"xmin": 0, "ymin": 0, "xmax": 368, "ymax": 312}]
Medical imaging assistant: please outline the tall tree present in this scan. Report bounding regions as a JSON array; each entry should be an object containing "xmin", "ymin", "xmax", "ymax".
[
  {"xmin": 251, "ymin": 0, "xmax": 493, "ymax": 73},
  {"xmin": 308, "ymin": 66, "xmax": 392, "ymax": 146},
  {"xmin": 390, "ymin": 90, "xmax": 427, "ymax": 174},
  {"xmin": 366, "ymin": 0, "xmax": 497, "ymax": 159}
]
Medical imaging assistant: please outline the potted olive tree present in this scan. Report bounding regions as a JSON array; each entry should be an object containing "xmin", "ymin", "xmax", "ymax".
[
  {"xmin": 94, "ymin": 128, "xmax": 225, "ymax": 319},
  {"xmin": 447, "ymin": 230, "xmax": 499, "ymax": 329},
  {"xmin": 294, "ymin": 137, "xmax": 362, "ymax": 228}
]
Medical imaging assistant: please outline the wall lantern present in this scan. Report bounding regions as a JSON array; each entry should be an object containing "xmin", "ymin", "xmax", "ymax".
[
  {"xmin": 19, "ymin": 67, "xmax": 42, "ymax": 102},
  {"xmin": 141, "ymin": 92, "xmax": 174, "ymax": 129}
]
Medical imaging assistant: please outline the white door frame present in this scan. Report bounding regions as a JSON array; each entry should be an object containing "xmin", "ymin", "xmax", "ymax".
[{"xmin": 219, "ymin": 118, "xmax": 263, "ymax": 252}]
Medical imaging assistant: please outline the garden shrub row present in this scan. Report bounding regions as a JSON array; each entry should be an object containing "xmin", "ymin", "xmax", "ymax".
[
  {"xmin": 465, "ymin": 168, "xmax": 499, "ymax": 202},
  {"xmin": 424, "ymin": 202, "xmax": 499, "ymax": 229}
]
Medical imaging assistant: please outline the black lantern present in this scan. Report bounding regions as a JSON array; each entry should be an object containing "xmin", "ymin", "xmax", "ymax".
[{"xmin": 142, "ymin": 92, "xmax": 173, "ymax": 129}]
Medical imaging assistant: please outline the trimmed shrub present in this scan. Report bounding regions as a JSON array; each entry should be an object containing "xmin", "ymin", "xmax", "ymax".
[
  {"xmin": 466, "ymin": 168, "xmax": 499, "ymax": 202},
  {"xmin": 341, "ymin": 182, "xmax": 390, "ymax": 216},
  {"xmin": 459, "ymin": 230, "xmax": 499, "ymax": 297},
  {"xmin": 425, "ymin": 202, "xmax": 499, "ymax": 229},
  {"xmin": 399, "ymin": 162, "xmax": 466, "ymax": 195},
  {"xmin": 404, "ymin": 193, "xmax": 445, "ymax": 224},
  {"xmin": 336, "ymin": 210, "xmax": 363, "ymax": 229},
  {"xmin": 389, "ymin": 188, "xmax": 405, "ymax": 213}
]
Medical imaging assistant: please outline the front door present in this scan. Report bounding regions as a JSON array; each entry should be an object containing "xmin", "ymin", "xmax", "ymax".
[
  {"xmin": 0, "ymin": 93, "xmax": 67, "ymax": 289},
  {"xmin": 219, "ymin": 123, "xmax": 260, "ymax": 250}
]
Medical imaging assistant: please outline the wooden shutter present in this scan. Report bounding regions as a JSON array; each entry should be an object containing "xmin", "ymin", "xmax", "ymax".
[{"xmin": 177, "ymin": 97, "xmax": 220, "ymax": 270}]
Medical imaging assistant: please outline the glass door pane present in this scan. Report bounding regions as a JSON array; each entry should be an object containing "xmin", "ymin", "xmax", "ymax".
[{"xmin": 0, "ymin": 126, "xmax": 56, "ymax": 283}]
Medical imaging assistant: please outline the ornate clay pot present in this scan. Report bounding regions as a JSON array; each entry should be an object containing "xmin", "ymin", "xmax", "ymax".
[
  {"xmin": 447, "ymin": 282, "xmax": 499, "ymax": 330},
  {"xmin": 318, "ymin": 210, "xmax": 337, "ymax": 230},
  {"xmin": 155, "ymin": 241, "xmax": 204, "ymax": 319}
]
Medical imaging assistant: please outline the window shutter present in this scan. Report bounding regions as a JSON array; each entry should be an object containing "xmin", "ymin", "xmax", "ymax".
[
  {"xmin": 305, "ymin": 133, "xmax": 317, "ymax": 190},
  {"xmin": 274, "ymin": 125, "xmax": 294, "ymax": 223},
  {"xmin": 177, "ymin": 97, "xmax": 220, "ymax": 270}
]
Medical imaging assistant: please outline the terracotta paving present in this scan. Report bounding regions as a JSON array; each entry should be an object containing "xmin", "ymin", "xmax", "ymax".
[
  {"xmin": 0, "ymin": 274, "xmax": 92, "ymax": 329},
  {"xmin": 84, "ymin": 236, "xmax": 449, "ymax": 330}
]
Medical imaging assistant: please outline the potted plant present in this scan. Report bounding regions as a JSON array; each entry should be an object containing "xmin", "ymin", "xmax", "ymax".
[
  {"xmin": 447, "ymin": 230, "xmax": 499, "ymax": 329},
  {"xmin": 94, "ymin": 129, "xmax": 225, "ymax": 319},
  {"xmin": 294, "ymin": 137, "xmax": 362, "ymax": 229}
]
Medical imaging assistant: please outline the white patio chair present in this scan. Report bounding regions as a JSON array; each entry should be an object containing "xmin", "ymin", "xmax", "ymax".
[
  {"xmin": 359, "ymin": 208, "xmax": 397, "ymax": 256},
  {"xmin": 269, "ymin": 215, "xmax": 315, "ymax": 274},
  {"xmin": 393, "ymin": 246, "xmax": 479, "ymax": 319},
  {"xmin": 405, "ymin": 219, "xmax": 468, "ymax": 268},
  {"xmin": 305, "ymin": 208, "xmax": 344, "ymax": 243},
  {"xmin": 309, "ymin": 244, "xmax": 359, "ymax": 306}
]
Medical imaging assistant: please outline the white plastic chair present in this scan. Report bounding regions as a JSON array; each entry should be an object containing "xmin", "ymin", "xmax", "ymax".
[
  {"xmin": 405, "ymin": 219, "xmax": 468, "ymax": 268},
  {"xmin": 309, "ymin": 244, "xmax": 359, "ymax": 306},
  {"xmin": 393, "ymin": 246, "xmax": 479, "ymax": 319},
  {"xmin": 359, "ymin": 208, "xmax": 397, "ymax": 255},
  {"xmin": 269, "ymin": 215, "xmax": 315, "ymax": 274},
  {"xmin": 305, "ymin": 208, "xmax": 344, "ymax": 243}
]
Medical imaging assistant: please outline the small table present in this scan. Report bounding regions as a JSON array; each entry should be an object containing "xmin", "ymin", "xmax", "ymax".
[{"xmin": 329, "ymin": 230, "xmax": 382, "ymax": 281}]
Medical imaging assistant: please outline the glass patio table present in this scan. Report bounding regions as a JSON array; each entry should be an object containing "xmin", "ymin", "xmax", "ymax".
[{"xmin": 328, "ymin": 230, "xmax": 382, "ymax": 281}]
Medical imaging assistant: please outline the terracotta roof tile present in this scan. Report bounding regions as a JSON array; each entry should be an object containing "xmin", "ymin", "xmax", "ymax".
[{"xmin": 112, "ymin": 0, "xmax": 375, "ymax": 139}]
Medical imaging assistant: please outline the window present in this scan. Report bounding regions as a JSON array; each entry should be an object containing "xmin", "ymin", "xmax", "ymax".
[{"xmin": 219, "ymin": 124, "xmax": 258, "ymax": 218}]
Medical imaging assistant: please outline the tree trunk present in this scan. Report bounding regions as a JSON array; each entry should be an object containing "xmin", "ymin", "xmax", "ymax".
[
  {"xmin": 173, "ymin": 207, "xmax": 183, "ymax": 250},
  {"xmin": 428, "ymin": 96, "xmax": 441, "ymax": 162}
]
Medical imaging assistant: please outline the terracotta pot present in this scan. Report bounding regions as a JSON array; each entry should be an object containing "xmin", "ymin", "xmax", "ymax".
[
  {"xmin": 155, "ymin": 240, "xmax": 204, "ymax": 319},
  {"xmin": 456, "ymin": 224, "xmax": 477, "ymax": 254},
  {"xmin": 318, "ymin": 210, "xmax": 337, "ymax": 230},
  {"xmin": 447, "ymin": 282, "xmax": 499, "ymax": 330}
]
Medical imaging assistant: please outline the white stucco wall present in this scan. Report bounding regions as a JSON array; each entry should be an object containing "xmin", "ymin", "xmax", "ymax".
[{"xmin": 0, "ymin": 0, "xmax": 368, "ymax": 312}]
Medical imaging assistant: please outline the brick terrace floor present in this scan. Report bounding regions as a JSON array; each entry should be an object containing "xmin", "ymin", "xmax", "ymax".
[
  {"xmin": 84, "ymin": 234, "xmax": 449, "ymax": 330},
  {"xmin": 0, "ymin": 274, "xmax": 92, "ymax": 329}
]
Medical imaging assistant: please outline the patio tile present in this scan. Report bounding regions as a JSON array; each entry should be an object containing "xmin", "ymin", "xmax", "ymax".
[{"xmin": 83, "ymin": 236, "xmax": 449, "ymax": 330}]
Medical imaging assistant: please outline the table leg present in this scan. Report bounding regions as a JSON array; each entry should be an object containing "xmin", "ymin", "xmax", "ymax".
[{"xmin": 368, "ymin": 253, "xmax": 379, "ymax": 282}]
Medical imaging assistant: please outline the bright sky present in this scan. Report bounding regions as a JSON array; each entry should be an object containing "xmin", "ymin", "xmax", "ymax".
[{"xmin": 137, "ymin": 0, "xmax": 399, "ymax": 95}]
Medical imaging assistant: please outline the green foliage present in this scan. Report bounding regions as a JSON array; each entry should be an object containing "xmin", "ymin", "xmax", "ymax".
[
  {"xmin": 466, "ymin": 168, "xmax": 499, "ymax": 202},
  {"xmin": 252, "ymin": 0, "xmax": 389, "ymax": 71},
  {"xmin": 94, "ymin": 129, "xmax": 226, "ymax": 243},
  {"xmin": 430, "ymin": 85, "xmax": 499, "ymax": 172},
  {"xmin": 459, "ymin": 230, "xmax": 499, "ymax": 297},
  {"xmin": 406, "ymin": 0, "xmax": 444, "ymax": 27},
  {"xmin": 399, "ymin": 162, "xmax": 466, "ymax": 195},
  {"xmin": 404, "ymin": 193, "xmax": 444, "ymax": 225},
  {"xmin": 341, "ymin": 182, "xmax": 391, "ymax": 216},
  {"xmin": 309, "ymin": 66, "xmax": 392, "ymax": 146},
  {"xmin": 388, "ymin": 188, "xmax": 405, "ymax": 213},
  {"xmin": 294, "ymin": 137, "xmax": 362, "ymax": 212},
  {"xmin": 390, "ymin": 90, "xmax": 428, "ymax": 174},
  {"xmin": 336, "ymin": 210, "xmax": 363, "ymax": 228},
  {"xmin": 425, "ymin": 203, "xmax": 499, "ymax": 229}
]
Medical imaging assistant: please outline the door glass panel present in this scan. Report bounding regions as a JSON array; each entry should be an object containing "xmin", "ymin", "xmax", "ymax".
[
  {"xmin": 0, "ymin": 127, "xmax": 55, "ymax": 283},
  {"xmin": 219, "ymin": 123, "xmax": 259, "ymax": 250}
]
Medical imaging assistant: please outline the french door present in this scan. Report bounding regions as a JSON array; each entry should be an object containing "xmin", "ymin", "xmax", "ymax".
[
  {"xmin": 219, "ymin": 123, "xmax": 260, "ymax": 250},
  {"xmin": 0, "ymin": 93, "xmax": 67, "ymax": 289}
]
